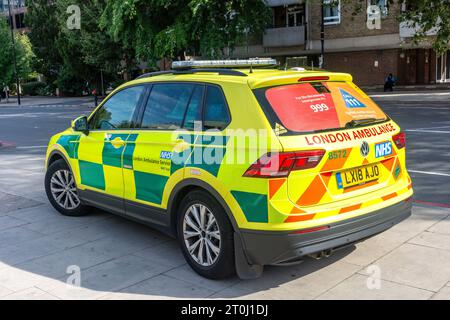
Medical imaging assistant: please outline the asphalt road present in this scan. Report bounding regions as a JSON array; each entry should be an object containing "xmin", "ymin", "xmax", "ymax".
[{"xmin": 0, "ymin": 92, "xmax": 449, "ymax": 207}]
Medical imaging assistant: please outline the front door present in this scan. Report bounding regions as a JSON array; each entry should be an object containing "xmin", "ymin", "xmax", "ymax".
[{"xmin": 76, "ymin": 85, "xmax": 146, "ymax": 205}]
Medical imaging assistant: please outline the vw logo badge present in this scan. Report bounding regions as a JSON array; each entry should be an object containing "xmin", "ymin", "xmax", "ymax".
[{"xmin": 360, "ymin": 141, "xmax": 370, "ymax": 157}]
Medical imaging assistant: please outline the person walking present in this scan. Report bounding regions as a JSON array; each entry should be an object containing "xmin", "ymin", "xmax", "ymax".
[
  {"xmin": 92, "ymin": 88, "xmax": 98, "ymax": 106},
  {"xmin": 3, "ymin": 85, "xmax": 10, "ymax": 103}
]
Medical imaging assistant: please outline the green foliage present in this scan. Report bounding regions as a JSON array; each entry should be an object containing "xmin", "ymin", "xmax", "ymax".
[
  {"xmin": 399, "ymin": 0, "xmax": 450, "ymax": 54},
  {"xmin": 25, "ymin": 0, "xmax": 62, "ymax": 84},
  {"xmin": 22, "ymin": 81, "xmax": 46, "ymax": 96},
  {"xmin": 0, "ymin": 18, "xmax": 14, "ymax": 87},
  {"xmin": 56, "ymin": 65, "xmax": 86, "ymax": 96},
  {"xmin": 0, "ymin": 18, "xmax": 35, "ymax": 88},
  {"xmin": 100, "ymin": 0, "xmax": 271, "ymax": 61}
]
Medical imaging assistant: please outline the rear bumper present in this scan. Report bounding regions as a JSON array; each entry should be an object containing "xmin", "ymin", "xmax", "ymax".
[{"xmin": 240, "ymin": 199, "xmax": 412, "ymax": 266}]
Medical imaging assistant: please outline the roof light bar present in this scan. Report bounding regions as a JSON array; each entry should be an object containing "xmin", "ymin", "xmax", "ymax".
[{"xmin": 172, "ymin": 58, "xmax": 278, "ymax": 70}]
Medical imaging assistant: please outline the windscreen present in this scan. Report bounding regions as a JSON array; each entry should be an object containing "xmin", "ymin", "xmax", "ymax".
[{"xmin": 255, "ymin": 82, "xmax": 387, "ymax": 133}]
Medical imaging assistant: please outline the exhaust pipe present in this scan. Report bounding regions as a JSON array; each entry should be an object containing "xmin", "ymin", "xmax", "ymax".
[{"xmin": 308, "ymin": 249, "xmax": 333, "ymax": 260}]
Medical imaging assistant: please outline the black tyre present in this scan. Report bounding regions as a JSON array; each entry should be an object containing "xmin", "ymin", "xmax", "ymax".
[
  {"xmin": 177, "ymin": 190, "xmax": 235, "ymax": 279},
  {"xmin": 45, "ymin": 159, "xmax": 89, "ymax": 217}
]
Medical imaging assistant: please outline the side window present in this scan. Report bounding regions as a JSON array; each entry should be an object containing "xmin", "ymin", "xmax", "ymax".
[
  {"xmin": 89, "ymin": 86, "xmax": 144, "ymax": 130},
  {"xmin": 182, "ymin": 85, "xmax": 204, "ymax": 130},
  {"xmin": 204, "ymin": 85, "xmax": 230, "ymax": 130},
  {"xmin": 141, "ymin": 83, "xmax": 197, "ymax": 130}
]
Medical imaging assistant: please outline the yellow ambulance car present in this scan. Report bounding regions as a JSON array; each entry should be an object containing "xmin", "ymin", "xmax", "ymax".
[{"xmin": 44, "ymin": 59, "xmax": 413, "ymax": 279}]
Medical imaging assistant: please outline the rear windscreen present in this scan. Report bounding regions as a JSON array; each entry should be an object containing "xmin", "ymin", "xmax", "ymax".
[{"xmin": 254, "ymin": 82, "xmax": 387, "ymax": 133}]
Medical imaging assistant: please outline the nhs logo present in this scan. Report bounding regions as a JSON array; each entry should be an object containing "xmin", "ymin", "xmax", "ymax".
[
  {"xmin": 375, "ymin": 142, "xmax": 392, "ymax": 158},
  {"xmin": 160, "ymin": 151, "xmax": 173, "ymax": 160}
]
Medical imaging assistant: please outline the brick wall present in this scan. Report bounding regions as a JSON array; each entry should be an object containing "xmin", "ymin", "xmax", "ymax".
[
  {"xmin": 324, "ymin": 49, "xmax": 399, "ymax": 86},
  {"xmin": 309, "ymin": 0, "xmax": 401, "ymax": 40}
]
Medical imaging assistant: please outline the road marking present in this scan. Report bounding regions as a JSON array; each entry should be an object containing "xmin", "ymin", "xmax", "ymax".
[
  {"xmin": 389, "ymin": 107, "xmax": 450, "ymax": 110},
  {"xmin": 409, "ymin": 170, "xmax": 450, "ymax": 177},
  {"xmin": 370, "ymin": 92, "xmax": 450, "ymax": 98},
  {"xmin": 406, "ymin": 129, "xmax": 450, "ymax": 134},
  {"xmin": 413, "ymin": 200, "xmax": 450, "ymax": 209},
  {"xmin": 414, "ymin": 125, "xmax": 450, "ymax": 130}
]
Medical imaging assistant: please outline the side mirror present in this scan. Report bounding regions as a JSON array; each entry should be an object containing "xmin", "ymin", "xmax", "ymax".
[{"xmin": 71, "ymin": 116, "xmax": 89, "ymax": 134}]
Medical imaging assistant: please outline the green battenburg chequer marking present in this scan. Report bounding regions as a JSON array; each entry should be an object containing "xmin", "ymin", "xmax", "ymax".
[
  {"xmin": 57, "ymin": 135, "xmax": 80, "ymax": 159},
  {"xmin": 171, "ymin": 134, "xmax": 229, "ymax": 177},
  {"xmin": 134, "ymin": 171, "xmax": 169, "ymax": 205},
  {"xmin": 170, "ymin": 134, "xmax": 197, "ymax": 175},
  {"xmin": 231, "ymin": 191, "xmax": 268, "ymax": 223},
  {"xmin": 79, "ymin": 160, "xmax": 105, "ymax": 190},
  {"xmin": 123, "ymin": 134, "xmax": 139, "ymax": 169},
  {"xmin": 102, "ymin": 134, "xmax": 129, "ymax": 168}
]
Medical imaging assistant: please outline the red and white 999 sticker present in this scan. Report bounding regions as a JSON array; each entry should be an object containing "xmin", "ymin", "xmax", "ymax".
[
  {"xmin": 310, "ymin": 103, "xmax": 329, "ymax": 112},
  {"xmin": 265, "ymin": 83, "xmax": 340, "ymax": 132}
]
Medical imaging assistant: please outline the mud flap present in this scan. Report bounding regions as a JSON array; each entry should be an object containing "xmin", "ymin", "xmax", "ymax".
[{"xmin": 234, "ymin": 232, "xmax": 263, "ymax": 280}]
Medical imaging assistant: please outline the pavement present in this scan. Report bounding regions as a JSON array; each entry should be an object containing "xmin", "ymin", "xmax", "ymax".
[{"xmin": 0, "ymin": 92, "xmax": 450, "ymax": 300}]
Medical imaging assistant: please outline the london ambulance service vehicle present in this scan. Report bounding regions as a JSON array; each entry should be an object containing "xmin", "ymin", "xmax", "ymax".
[{"xmin": 44, "ymin": 59, "xmax": 413, "ymax": 279}]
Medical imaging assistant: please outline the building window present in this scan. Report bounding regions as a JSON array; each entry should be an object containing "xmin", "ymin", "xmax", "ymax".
[
  {"xmin": 323, "ymin": 0, "xmax": 340, "ymax": 25},
  {"xmin": 369, "ymin": 0, "xmax": 388, "ymax": 17},
  {"xmin": 286, "ymin": 4, "xmax": 305, "ymax": 27},
  {"xmin": 436, "ymin": 52, "xmax": 450, "ymax": 83}
]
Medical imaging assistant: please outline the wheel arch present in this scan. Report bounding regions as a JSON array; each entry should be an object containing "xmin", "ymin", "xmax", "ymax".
[
  {"xmin": 167, "ymin": 178, "xmax": 240, "ymax": 237},
  {"xmin": 47, "ymin": 150, "xmax": 71, "ymax": 170}
]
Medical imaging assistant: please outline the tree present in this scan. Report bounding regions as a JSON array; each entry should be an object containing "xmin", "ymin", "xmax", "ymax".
[
  {"xmin": 0, "ymin": 18, "xmax": 14, "ymax": 88},
  {"xmin": 0, "ymin": 18, "xmax": 35, "ymax": 90},
  {"xmin": 100, "ymin": 0, "xmax": 271, "ymax": 62},
  {"xmin": 25, "ymin": 0, "xmax": 62, "ymax": 85},
  {"xmin": 399, "ymin": 0, "xmax": 450, "ymax": 54}
]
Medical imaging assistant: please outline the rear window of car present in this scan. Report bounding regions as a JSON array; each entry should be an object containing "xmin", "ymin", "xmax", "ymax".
[{"xmin": 254, "ymin": 82, "xmax": 388, "ymax": 134}]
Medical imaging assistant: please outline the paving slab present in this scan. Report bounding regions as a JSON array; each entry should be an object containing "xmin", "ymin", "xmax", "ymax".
[
  {"xmin": 317, "ymin": 274, "xmax": 433, "ymax": 300},
  {"xmin": 0, "ymin": 226, "xmax": 44, "ymax": 249},
  {"xmin": 0, "ymin": 191, "xmax": 43, "ymax": 216},
  {"xmin": 133, "ymin": 240, "xmax": 187, "ymax": 269},
  {"xmin": 164, "ymin": 265, "xmax": 240, "ymax": 292},
  {"xmin": 115, "ymin": 274, "xmax": 216, "ymax": 299},
  {"xmin": 368, "ymin": 243, "xmax": 450, "ymax": 292},
  {"xmin": 0, "ymin": 265, "xmax": 64, "ymax": 292},
  {"xmin": 427, "ymin": 215, "xmax": 450, "ymax": 235},
  {"xmin": 211, "ymin": 252, "xmax": 361, "ymax": 299},
  {"xmin": 409, "ymin": 231, "xmax": 450, "ymax": 252},
  {"xmin": 0, "ymin": 285, "xmax": 13, "ymax": 298},
  {"xmin": 46, "ymin": 255, "xmax": 171, "ymax": 300},
  {"xmin": 431, "ymin": 286, "xmax": 450, "ymax": 300},
  {"xmin": 9, "ymin": 204, "xmax": 71, "ymax": 223},
  {"xmin": 0, "ymin": 215, "xmax": 28, "ymax": 231},
  {"xmin": 17, "ymin": 235, "xmax": 160, "ymax": 280},
  {"xmin": 0, "ymin": 237, "xmax": 62, "ymax": 266},
  {"xmin": 2, "ymin": 287, "xmax": 59, "ymax": 300},
  {"xmin": 342, "ymin": 206, "xmax": 450, "ymax": 267}
]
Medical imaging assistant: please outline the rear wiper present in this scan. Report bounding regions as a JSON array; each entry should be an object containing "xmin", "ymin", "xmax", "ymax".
[{"xmin": 345, "ymin": 118, "xmax": 385, "ymax": 128}]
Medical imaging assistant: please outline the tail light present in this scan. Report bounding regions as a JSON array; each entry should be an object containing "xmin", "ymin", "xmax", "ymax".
[
  {"xmin": 243, "ymin": 150, "xmax": 325, "ymax": 178},
  {"xmin": 393, "ymin": 132, "xmax": 406, "ymax": 149}
]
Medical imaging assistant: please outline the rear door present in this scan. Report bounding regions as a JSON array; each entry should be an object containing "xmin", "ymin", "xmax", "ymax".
[
  {"xmin": 254, "ymin": 81, "xmax": 402, "ymax": 208},
  {"xmin": 123, "ymin": 82, "xmax": 204, "ymax": 222}
]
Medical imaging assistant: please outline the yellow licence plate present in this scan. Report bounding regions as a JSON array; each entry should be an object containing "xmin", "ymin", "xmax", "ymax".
[{"xmin": 336, "ymin": 164, "xmax": 380, "ymax": 189}]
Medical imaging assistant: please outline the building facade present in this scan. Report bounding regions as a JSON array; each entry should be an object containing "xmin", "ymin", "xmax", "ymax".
[
  {"xmin": 232, "ymin": 0, "xmax": 449, "ymax": 87},
  {"xmin": 1, "ymin": 0, "xmax": 27, "ymax": 32}
]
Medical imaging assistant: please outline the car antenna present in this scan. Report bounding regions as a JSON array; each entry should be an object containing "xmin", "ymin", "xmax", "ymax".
[{"xmin": 249, "ymin": 62, "xmax": 253, "ymax": 74}]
